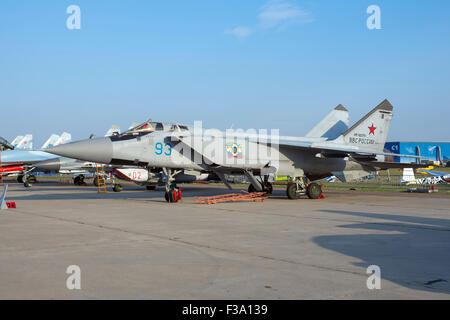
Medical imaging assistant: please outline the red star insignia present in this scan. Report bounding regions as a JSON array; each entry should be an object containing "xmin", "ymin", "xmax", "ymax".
[{"xmin": 368, "ymin": 123, "xmax": 376, "ymax": 135}]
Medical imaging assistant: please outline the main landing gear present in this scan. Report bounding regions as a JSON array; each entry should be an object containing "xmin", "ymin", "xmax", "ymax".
[
  {"xmin": 74, "ymin": 175, "xmax": 85, "ymax": 186},
  {"xmin": 248, "ymin": 182, "xmax": 273, "ymax": 195},
  {"xmin": 286, "ymin": 177, "xmax": 322, "ymax": 200},
  {"xmin": 247, "ymin": 174, "xmax": 273, "ymax": 195},
  {"xmin": 112, "ymin": 184, "xmax": 123, "ymax": 192},
  {"xmin": 21, "ymin": 174, "xmax": 36, "ymax": 188}
]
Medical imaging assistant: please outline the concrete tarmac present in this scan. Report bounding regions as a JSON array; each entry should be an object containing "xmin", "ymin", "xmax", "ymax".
[{"xmin": 0, "ymin": 181, "xmax": 449, "ymax": 299}]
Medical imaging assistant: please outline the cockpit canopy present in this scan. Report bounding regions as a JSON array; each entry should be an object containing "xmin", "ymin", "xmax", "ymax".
[{"xmin": 117, "ymin": 119, "xmax": 190, "ymax": 138}]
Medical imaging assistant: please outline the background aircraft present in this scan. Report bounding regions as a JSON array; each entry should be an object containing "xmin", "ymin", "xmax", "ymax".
[
  {"xmin": 0, "ymin": 132, "xmax": 72, "ymax": 185},
  {"xmin": 12, "ymin": 134, "xmax": 33, "ymax": 150},
  {"xmin": 10, "ymin": 136, "xmax": 23, "ymax": 148},
  {"xmin": 400, "ymin": 167, "xmax": 450, "ymax": 185}
]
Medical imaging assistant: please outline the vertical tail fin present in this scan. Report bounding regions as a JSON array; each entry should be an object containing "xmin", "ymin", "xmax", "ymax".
[
  {"xmin": 11, "ymin": 136, "xmax": 24, "ymax": 147},
  {"xmin": 54, "ymin": 132, "xmax": 72, "ymax": 146},
  {"xmin": 340, "ymin": 99, "xmax": 393, "ymax": 152},
  {"xmin": 401, "ymin": 168, "xmax": 416, "ymax": 183},
  {"xmin": 16, "ymin": 134, "xmax": 33, "ymax": 150},
  {"xmin": 306, "ymin": 105, "xmax": 349, "ymax": 140},
  {"xmin": 41, "ymin": 134, "xmax": 60, "ymax": 149}
]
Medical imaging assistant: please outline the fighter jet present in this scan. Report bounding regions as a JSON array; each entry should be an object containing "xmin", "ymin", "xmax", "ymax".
[
  {"xmin": 49, "ymin": 100, "xmax": 415, "ymax": 202},
  {"xmin": 39, "ymin": 106, "xmax": 349, "ymax": 192},
  {"xmin": 13, "ymin": 134, "xmax": 33, "ymax": 150},
  {"xmin": 0, "ymin": 132, "xmax": 72, "ymax": 185}
]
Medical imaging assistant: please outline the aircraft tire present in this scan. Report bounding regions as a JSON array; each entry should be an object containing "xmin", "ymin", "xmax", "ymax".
[
  {"xmin": 249, "ymin": 183, "xmax": 272, "ymax": 194},
  {"xmin": 146, "ymin": 186, "xmax": 156, "ymax": 191},
  {"xmin": 27, "ymin": 175, "xmax": 37, "ymax": 184},
  {"xmin": 17, "ymin": 175, "xmax": 24, "ymax": 183},
  {"xmin": 286, "ymin": 183, "xmax": 302, "ymax": 200},
  {"xmin": 306, "ymin": 183, "xmax": 322, "ymax": 199},
  {"xmin": 74, "ymin": 176, "xmax": 82, "ymax": 185},
  {"xmin": 165, "ymin": 191, "xmax": 170, "ymax": 202},
  {"xmin": 23, "ymin": 181, "xmax": 32, "ymax": 188},
  {"xmin": 165, "ymin": 189, "xmax": 179, "ymax": 203},
  {"xmin": 264, "ymin": 182, "xmax": 273, "ymax": 195},
  {"xmin": 169, "ymin": 190, "xmax": 177, "ymax": 203}
]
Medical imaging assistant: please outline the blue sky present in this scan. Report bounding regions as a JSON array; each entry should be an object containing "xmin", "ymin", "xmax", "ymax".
[{"xmin": 1, "ymin": 0, "xmax": 449, "ymax": 146}]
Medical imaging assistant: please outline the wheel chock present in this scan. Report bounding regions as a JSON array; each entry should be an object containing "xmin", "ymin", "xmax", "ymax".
[
  {"xmin": 6, "ymin": 202, "xmax": 16, "ymax": 209},
  {"xmin": 318, "ymin": 194, "xmax": 325, "ymax": 199}
]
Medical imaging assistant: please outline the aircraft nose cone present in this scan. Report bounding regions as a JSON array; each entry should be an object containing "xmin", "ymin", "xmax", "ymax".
[
  {"xmin": 34, "ymin": 158, "xmax": 61, "ymax": 171},
  {"xmin": 46, "ymin": 137, "xmax": 113, "ymax": 164}
]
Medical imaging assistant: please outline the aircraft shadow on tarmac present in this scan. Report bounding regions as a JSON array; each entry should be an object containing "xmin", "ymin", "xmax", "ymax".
[{"xmin": 313, "ymin": 210, "xmax": 450, "ymax": 295}]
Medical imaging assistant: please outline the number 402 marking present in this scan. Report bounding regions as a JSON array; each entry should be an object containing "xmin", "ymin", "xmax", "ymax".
[{"xmin": 155, "ymin": 142, "xmax": 172, "ymax": 156}]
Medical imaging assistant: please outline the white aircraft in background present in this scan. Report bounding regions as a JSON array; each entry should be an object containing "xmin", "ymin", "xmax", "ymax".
[
  {"xmin": 12, "ymin": 134, "xmax": 33, "ymax": 150},
  {"xmin": 41, "ymin": 134, "xmax": 60, "ymax": 149},
  {"xmin": 11, "ymin": 136, "xmax": 23, "ymax": 148},
  {"xmin": 0, "ymin": 132, "xmax": 72, "ymax": 185},
  {"xmin": 400, "ymin": 168, "xmax": 450, "ymax": 185}
]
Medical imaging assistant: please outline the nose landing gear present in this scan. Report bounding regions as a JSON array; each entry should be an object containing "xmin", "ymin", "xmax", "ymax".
[
  {"xmin": 164, "ymin": 187, "xmax": 182, "ymax": 203},
  {"xmin": 162, "ymin": 168, "xmax": 182, "ymax": 203},
  {"xmin": 247, "ymin": 174, "xmax": 273, "ymax": 195}
]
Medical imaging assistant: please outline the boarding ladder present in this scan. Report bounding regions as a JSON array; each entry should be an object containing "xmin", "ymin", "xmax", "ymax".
[{"xmin": 95, "ymin": 163, "xmax": 108, "ymax": 193}]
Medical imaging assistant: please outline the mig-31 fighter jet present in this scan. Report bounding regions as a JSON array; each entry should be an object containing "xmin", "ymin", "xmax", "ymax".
[{"xmin": 47, "ymin": 100, "xmax": 418, "ymax": 202}]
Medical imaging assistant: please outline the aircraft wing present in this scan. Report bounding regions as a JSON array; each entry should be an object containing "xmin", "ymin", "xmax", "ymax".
[
  {"xmin": 356, "ymin": 161, "xmax": 426, "ymax": 170},
  {"xmin": 278, "ymin": 141, "xmax": 424, "ymax": 160},
  {"xmin": 168, "ymin": 132, "xmax": 424, "ymax": 170}
]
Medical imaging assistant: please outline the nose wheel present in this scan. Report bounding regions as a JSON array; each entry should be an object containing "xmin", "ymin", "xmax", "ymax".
[
  {"xmin": 165, "ymin": 188, "xmax": 182, "ymax": 203},
  {"xmin": 162, "ymin": 168, "xmax": 183, "ymax": 203}
]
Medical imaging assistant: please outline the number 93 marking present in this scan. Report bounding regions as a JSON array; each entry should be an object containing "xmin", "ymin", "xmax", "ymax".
[{"xmin": 155, "ymin": 142, "xmax": 172, "ymax": 156}]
